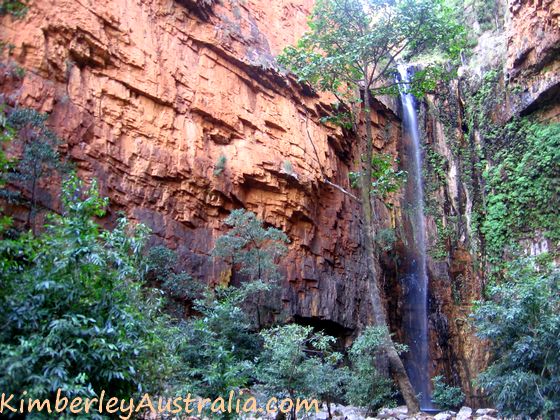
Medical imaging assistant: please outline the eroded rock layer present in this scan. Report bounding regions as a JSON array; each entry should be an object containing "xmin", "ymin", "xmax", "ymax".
[{"xmin": 0, "ymin": 0, "xmax": 400, "ymax": 331}]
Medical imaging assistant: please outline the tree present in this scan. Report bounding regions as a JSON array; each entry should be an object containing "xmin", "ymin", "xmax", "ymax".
[
  {"xmin": 0, "ymin": 175, "xmax": 177, "ymax": 415},
  {"xmin": 174, "ymin": 286, "xmax": 262, "ymax": 418},
  {"xmin": 213, "ymin": 209, "xmax": 289, "ymax": 282},
  {"xmin": 213, "ymin": 209, "xmax": 289, "ymax": 326},
  {"xmin": 471, "ymin": 257, "xmax": 560, "ymax": 418},
  {"xmin": 256, "ymin": 324, "xmax": 344, "ymax": 419},
  {"xmin": 278, "ymin": 0, "xmax": 464, "ymax": 411},
  {"xmin": 0, "ymin": 104, "xmax": 16, "ymax": 231},
  {"xmin": 146, "ymin": 244, "xmax": 204, "ymax": 317},
  {"xmin": 345, "ymin": 327, "xmax": 400, "ymax": 415},
  {"xmin": 6, "ymin": 108, "xmax": 65, "ymax": 231}
]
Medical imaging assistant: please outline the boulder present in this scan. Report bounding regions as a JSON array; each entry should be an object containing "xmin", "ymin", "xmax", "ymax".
[
  {"xmin": 456, "ymin": 406, "xmax": 473, "ymax": 420},
  {"xmin": 475, "ymin": 409, "xmax": 498, "ymax": 417},
  {"xmin": 434, "ymin": 412, "xmax": 453, "ymax": 420}
]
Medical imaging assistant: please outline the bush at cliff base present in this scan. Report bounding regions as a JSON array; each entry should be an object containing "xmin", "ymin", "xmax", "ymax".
[
  {"xmin": 472, "ymin": 257, "xmax": 560, "ymax": 418},
  {"xmin": 0, "ymin": 175, "xmax": 178, "ymax": 412}
]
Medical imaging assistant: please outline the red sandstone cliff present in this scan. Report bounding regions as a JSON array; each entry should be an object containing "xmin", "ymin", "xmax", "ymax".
[
  {"xmin": 1, "ymin": 0, "xmax": 558, "ymax": 406},
  {"xmin": 0, "ymin": 0, "xmax": 400, "ymax": 332}
]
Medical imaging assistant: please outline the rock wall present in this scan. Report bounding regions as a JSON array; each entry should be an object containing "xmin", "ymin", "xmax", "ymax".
[
  {"xmin": 0, "ymin": 0, "xmax": 400, "ymax": 333},
  {"xmin": 403, "ymin": 0, "xmax": 559, "ymax": 406},
  {"xmin": 1, "ymin": 0, "xmax": 557, "ymax": 407},
  {"xmin": 505, "ymin": 0, "xmax": 560, "ymax": 120}
]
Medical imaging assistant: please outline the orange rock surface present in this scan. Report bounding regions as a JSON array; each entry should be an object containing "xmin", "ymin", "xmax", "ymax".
[
  {"xmin": 506, "ymin": 0, "xmax": 560, "ymax": 119},
  {"xmin": 0, "ymin": 0, "xmax": 400, "ymax": 329}
]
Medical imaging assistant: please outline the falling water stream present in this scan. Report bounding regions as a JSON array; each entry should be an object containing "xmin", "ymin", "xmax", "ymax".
[{"xmin": 397, "ymin": 65, "xmax": 433, "ymax": 410}]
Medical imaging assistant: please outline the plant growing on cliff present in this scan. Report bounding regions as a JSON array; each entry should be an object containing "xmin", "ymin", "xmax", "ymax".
[
  {"xmin": 482, "ymin": 120, "xmax": 560, "ymax": 264},
  {"xmin": 278, "ymin": 0, "xmax": 465, "ymax": 411},
  {"xmin": 214, "ymin": 154, "xmax": 227, "ymax": 176},
  {"xmin": 0, "ymin": 104, "xmax": 16, "ymax": 231},
  {"xmin": 471, "ymin": 257, "xmax": 560, "ymax": 418},
  {"xmin": 0, "ymin": 0, "xmax": 27, "ymax": 17},
  {"xmin": 431, "ymin": 375, "xmax": 464, "ymax": 410}
]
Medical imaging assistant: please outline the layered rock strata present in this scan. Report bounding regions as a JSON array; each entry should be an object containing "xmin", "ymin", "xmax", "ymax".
[{"xmin": 0, "ymin": 0, "xmax": 399, "ymax": 333}]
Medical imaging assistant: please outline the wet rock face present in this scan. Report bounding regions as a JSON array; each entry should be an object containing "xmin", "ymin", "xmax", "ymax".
[
  {"xmin": 0, "ymin": 0, "xmax": 400, "ymax": 329},
  {"xmin": 411, "ymin": 82, "xmax": 490, "ymax": 407}
]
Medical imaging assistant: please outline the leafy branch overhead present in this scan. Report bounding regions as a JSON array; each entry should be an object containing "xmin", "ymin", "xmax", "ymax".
[{"xmin": 278, "ymin": 0, "xmax": 465, "ymax": 102}]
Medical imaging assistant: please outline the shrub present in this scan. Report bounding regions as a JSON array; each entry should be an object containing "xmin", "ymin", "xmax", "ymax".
[
  {"xmin": 213, "ymin": 209, "xmax": 289, "ymax": 282},
  {"xmin": 174, "ymin": 285, "xmax": 263, "ymax": 410},
  {"xmin": 345, "ymin": 327, "xmax": 398, "ymax": 415},
  {"xmin": 431, "ymin": 375, "xmax": 464, "ymax": 410},
  {"xmin": 214, "ymin": 154, "xmax": 226, "ymax": 176},
  {"xmin": 471, "ymin": 258, "xmax": 560, "ymax": 417},
  {"xmin": 0, "ymin": 175, "xmax": 177, "ymax": 414},
  {"xmin": 256, "ymin": 324, "xmax": 344, "ymax": 419}
]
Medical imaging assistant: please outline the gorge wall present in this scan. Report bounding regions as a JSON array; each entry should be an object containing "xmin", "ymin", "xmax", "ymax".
[
  {"xmin": 0, "ymin": 0, "xmax": 401, "ymax": 335},
  {"xmin": 396, "ymin": 0, "xmax": 560, "ymax": 406},
  {"xmin": 1, "ymin": 0, "xmax": 558, "ymax": 408}
]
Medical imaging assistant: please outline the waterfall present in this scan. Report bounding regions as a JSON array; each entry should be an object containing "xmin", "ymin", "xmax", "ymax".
[{"xmin": 397, "ymin": 64, "xmax": 433, "ymax": 410}]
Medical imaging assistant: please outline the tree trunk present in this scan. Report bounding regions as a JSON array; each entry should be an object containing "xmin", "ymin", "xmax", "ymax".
[{"xmin": 360, "ymin": 86, "xmax": 420, "ymax": 415}]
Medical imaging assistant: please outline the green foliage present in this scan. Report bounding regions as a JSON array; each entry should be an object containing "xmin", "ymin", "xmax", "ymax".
[
  {"xmin": 146, "ymin": 245, "xmax": 203, "ymax": 301},
  {"xmin": 425, "ymin": 148, "xmax": 447, "ymax": 187},
  {"xmin": 174, "ymin": 286, "xmax": 262, "ymax": 406},
  {"xmin": 10, "ymin": 63, "xmax": 25, "ymax": 79},
  {"xmin": 0, "ymin": 0, "xmax": 27, "ymax": 17},
  {"xmin": 375, "ymin": 228, "xmax": 397, "ymax": 252},
  {"xmin": 213, "ymin": 209, "xmax": 289, "ymax": 282},
  {"xmin": 481, "ymin": 120, "xmax": 560, "ymax": 262},
  {"xmin": 5, "ymin": 108, "xmax": 66, "ymax": 229},
  {"xmin": 0, "ymin": 175, "xmax": 177, "ymax": 413},
  {"xmin": 429, "ymin": 218, "xmax": 454, "ymax": 260},
  {"xmin": 278, "ymin": 0, "xmax": 465, "ymax": 100},
  {"xmin": 473, "ymin": 0, "xmax": 499, "ymax": 31},
  {"xmin": 350, "ymin": 153, "xmax": 406, "ymax": 200},
  {"xmin": 431, "ymin": 375, "xmax": 464, "ymax": 409},
  {"xmin": 214, "ymin": 154, "xmax": 226, "ymax": 176},
  {"xmin": 319, "ymin": 103, "xmax": 354, "ymax": 130},
  {"xmin": 257, "ymin": 325, "xmax": 344, "ymax": 406},
  {"xmin": 345, "ymin": 327, "xmax": 400, "ymax": 414},
  {"xmin": 0, "ymin": 104, "xmax": 16, "ymax": 230},
  {"xmin": 471, "ymin": 258, "xmax": 560, "ymax": 418}
]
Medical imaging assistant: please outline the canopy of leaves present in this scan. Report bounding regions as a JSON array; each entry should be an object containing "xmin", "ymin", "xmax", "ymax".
[
  {"xmin": 278, "ymin": 0, "xmax": 465, "ymax": 99},
  {"xmin": 174, "ymin": 287, "xmax": 261, "ymax": 405},
  {"xmin": 431, "ymin": 375, "xmax": 465, "ymax": 410},
  {"xmin": 345, "ymin": 326, "xmax": 401, "ymax": 413},
  {"xmin": 349, "ymin": 153, "xmax": 407, "ymax": 199},
  {"xmin": 6, "ymin": 108, "xmax": 63, "ymax": 185},
  {"xmin": 256, "ymin": 324, "xmax": 344, "ymax": 404},
  {"xmin": 471, "ymin": 258, "xmax": 560, "ymax": 417}
]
